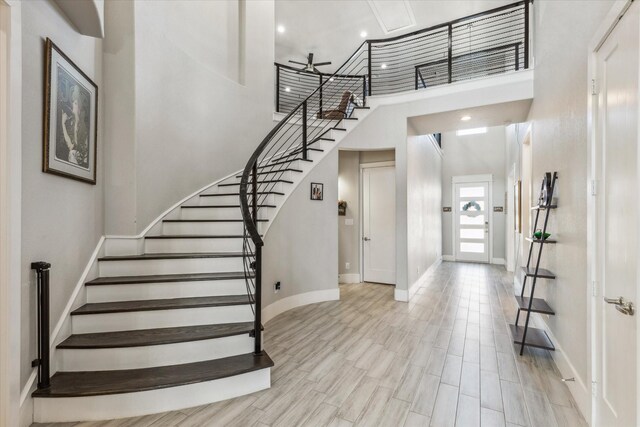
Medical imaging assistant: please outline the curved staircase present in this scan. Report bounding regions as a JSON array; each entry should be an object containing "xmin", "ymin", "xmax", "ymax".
[
  {"xmin": 32, "ymin": 2, "xmax": 530, "ymax": 422},
  {"xmin": 32, "ymin": 107, "xmax": 374, "ymax": 423}
]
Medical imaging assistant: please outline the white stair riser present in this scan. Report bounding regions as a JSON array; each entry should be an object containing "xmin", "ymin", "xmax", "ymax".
[
  {"xmin": 217, "ymin": 181, "xmax": 287, "ymax": 194},
  {"xmin": 162, "ymin": 221, "xmax": 264, "ymax": 235},
  {"xmin": 180, "ymin": 207, "xmax": 269, "ymax": 220},
  {"xmin": 33, "ymin": 369, "xmax": 271, "ymax": 423},
  {"xmin": 144, "ymin": 237, "xmax": 244, "ymax": 254},
  {"xmin": 235, "ymin": 170, "xmax": 294, "ymax": 181},
  {"xmin": 71, "ymin": 304, "xmax": 255, "ymax": 334},
  {"xmin": 86, "ymin": 279, "xmax": 248, "ymax": 303},
  {"xmin": 58, "ymin": 334, "xmax": 254, "ymax": 371},
  {"xmin": 198, "ymin": 193, "xmax": 277, "ymax": 206},
  {"xmin": 98, "ymin": 257, "xmax": 244, "ymax": 277}
]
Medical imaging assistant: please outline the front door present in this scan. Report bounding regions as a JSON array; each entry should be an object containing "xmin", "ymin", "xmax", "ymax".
[
  {"xmin": 594, "ymin": 3, "xmax": 639, "ymax": 426},
  {"xmin": 362, "ymin": 165, "xmax": 396, "ymax": 284},
  {"xmin": 454, "ymin": 180, "xmax": 490, "ymax": 263}
]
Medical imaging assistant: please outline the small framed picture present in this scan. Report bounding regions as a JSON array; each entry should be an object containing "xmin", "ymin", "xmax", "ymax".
[
  {"xmin": 43, "ymin": 38, "xmax": 98, "ymax": 184},
  {"xmin": 311, "ymin": 182, "xmax": 323, "ymax": 200}
]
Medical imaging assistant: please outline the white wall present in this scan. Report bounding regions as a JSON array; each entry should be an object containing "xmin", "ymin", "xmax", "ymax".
[
  {"xmin": 337, "ymin": 149, "xmax": 395, "ymax": 280},
  {"xmin": 103, "ymin": 0, "xmax": 275, "ymax": 234},
  {"xmin": 526, "ymin": 0, "xmax": 615, "ymax": 404},
  {"xmin": 441, "ymin": 126, "xmax": 507, "ymax": 261},
  {"xmin": 262, "ymin": 150, "xmax": 339, "ymax": 315},
  {"xmin": 406, "ymin": 132, "xmax": 442, "ymax": 296},
  {"xmin": 19, "ymin": 0, "xmax": 104, "ymax": 395}
]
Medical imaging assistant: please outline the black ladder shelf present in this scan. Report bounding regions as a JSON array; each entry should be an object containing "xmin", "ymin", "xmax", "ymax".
[{"xmin": 510, "ymin": 172, "xmax": 558, "ymax": 355}]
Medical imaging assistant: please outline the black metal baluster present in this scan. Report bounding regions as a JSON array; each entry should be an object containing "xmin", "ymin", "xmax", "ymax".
[
  {"xmin": 524, "ymin": 1, "xmax": 530, "ymax": 69},
  {"xmin": 276, "ymin": 65, "xmax": 280, "ymax": 113},
  {"xmin": 302, "ymin": 101, "xmax": 308, "ymax": 160},
  {"xmin": 447, "ymin": 24, "xmax": 453, "ymax": 83},
  {"xmin": 367, "ymin": 41, "xmax": 372, "ymax": 96},
  {"xmin": 31, "ymin": 262, "xmax": 51, "ymax": 390}
]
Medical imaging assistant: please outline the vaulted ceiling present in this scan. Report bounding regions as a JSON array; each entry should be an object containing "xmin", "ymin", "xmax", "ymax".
[{"xmin": 275, "ymin": 0, "xmax": 515, "ymax": 72}]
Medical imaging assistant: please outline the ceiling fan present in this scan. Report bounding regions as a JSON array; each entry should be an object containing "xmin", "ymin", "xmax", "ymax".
[{"xmin": 289, "ymin": 53, "xmax": 331, "ymax": 73}]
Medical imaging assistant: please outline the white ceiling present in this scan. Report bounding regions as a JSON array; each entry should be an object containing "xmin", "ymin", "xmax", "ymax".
[
  {"xmin": 275, "ymin": 0, "xmax": 515, "ymax": 71},
  {"xmin": 408, "ymin": 99, "xmax": 533, "ymax": 134}
]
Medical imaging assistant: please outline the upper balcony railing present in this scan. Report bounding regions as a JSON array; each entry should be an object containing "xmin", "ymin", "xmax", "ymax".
[
  {"xmin": 275, "ymin": 1, "xmax": 529, "ymax": 113},
  {"xmin": 242, "ymin": 1, "xmax": 531, "ymax": 355}
]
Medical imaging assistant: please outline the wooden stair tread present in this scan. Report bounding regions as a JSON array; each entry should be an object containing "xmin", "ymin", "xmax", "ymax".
[
  {"xmin": 521, "ymin": 266, "xmax": 556, "ymax": 279},
  {"xmin": 531, "ymin": 204, "xmax": 557, "ymax": 210},
  {"xmin": 58, "ymin": 322, "xmax": 255, "ymax": 349},
  {"xmin": 32, "ymin": 352, "xmax": 273, "ymax": 397},
  {"xmin": 71, "ymin": 295, "xmax": 253, "ymax": 315},
  {"xmin": 86, "ymin": 271, "xmax": 250, "ymax": 286},
  {"xmin": 181, "ymin": 204, "xmax": 276, "ymax": 208},
  {"xmin": 98, "ymin": 252, "xmax": 243, "ymax": 262},
  {"xmin": 332, "ymin": 127, "xmax": 347, "ymax": 131},
  {"xmin": 219, "ymin": 180, "xmax": 293, "ymax": 186},
  {"xmin": 514, "ymin": 296, "xmax": 555, "ymax": 315},
  {"xmin": 509, "ymin": 324, "xmax": 555, "ymax": 351},
  {"xmin": 145, "ymin": 234, "xmax": 248, "ymax": 239},
  {"xmin": 163, "ymin": 219, "xmax": 268, "ymax": 223},
  {"xmin": 258, "ymin": 158, "xmax": 312, "ymax": 169},
  {"xmin": 235, "ymin": 168, "xmax": 302, "ymax": 178},
  {"xmin": 199, "ymin": 192, "xmax": 284, "ymax": 197}
]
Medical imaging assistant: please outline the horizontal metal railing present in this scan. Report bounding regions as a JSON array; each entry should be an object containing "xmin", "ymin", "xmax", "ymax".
[{"xmin": 244, "ymin": 1, "xmax": 530, "ymax": 355}]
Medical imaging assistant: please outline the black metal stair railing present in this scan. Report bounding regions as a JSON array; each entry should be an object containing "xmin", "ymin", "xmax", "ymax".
[{"xmin": 241, "ymin": 1, "xmax": 530, "ymax": 355}]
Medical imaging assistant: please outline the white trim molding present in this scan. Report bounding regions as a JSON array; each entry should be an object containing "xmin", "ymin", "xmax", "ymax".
[
  {"xmin": 491, "ymin": 258, "xmax": 505, "ymax": 266},
  {"xmin": 396, "ymin": 257, "xmax": 442, "ymax": 302},
  {"xmin": 338, "ymin": 274, "xmax": 361, "ymax": 284},
  {"xmin": 442, "ymin": 255, "xmax": 455, "ymax": 262},
  {"xmin": 0, "ymin": 1, "xmax": 22, "ymax": 426},
  {"xmin": 262, "ymin": 288, "xmax": 340, "ymax": 324},
  {"xmin": 537, "ymin": 318, "xmax": 591, "ymax": 420},
  {"xmin": 586, "ymin": 2, "xmax": 635, "ymax": 425}
]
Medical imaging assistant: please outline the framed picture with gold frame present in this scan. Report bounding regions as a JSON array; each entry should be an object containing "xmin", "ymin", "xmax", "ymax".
[{"xmin": 43, "ymin": 38, "xmax": 98, "ymax": 184}]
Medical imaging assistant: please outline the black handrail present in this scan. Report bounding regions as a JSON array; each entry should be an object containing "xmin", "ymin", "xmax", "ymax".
[
  {"xmin": 31, "ymin": 261, "xmax": 51, "ymax": 390},
  {"xmin": 241, "ymin": 0, "xmax": 531, "ymax": 355}
]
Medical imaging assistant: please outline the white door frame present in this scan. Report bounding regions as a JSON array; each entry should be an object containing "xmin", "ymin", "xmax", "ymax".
[
  {"xmin": 451, "ymin": 174, "xmax": 493, "ymax": 263},
  {"xmin": 359, "ymin": 161, "xmax": 395, "ymax": 284},
  {"xmin": 587, "ymin": 1, "xmax": 638, "ymax": 424},
  {"xmin": 0, "ymin": 1, "xmax": 22, "ymax": 426}
]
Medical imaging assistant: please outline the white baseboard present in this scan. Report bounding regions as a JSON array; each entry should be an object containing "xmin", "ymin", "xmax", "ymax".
[
  {"xmin": 442, "ymin": 255, "xmax": 455, "ymax": 262},
  {"xmin": 19, "ymin": 390, "xmax": 33, "ymax": 427},
  {"xmin": 536, "ymin": 319, "xmax": 591, "ymax": 424},
  {"xmin": 396, "ymin": 257, "xmax": 443, "ymax": 302},
  {"xmin": 394, "ymin": 288, "xmax": 408, "ymax": 302},
  {"xmin": 263, "ymin": 288, "xmax": 340, "ymax": 324},
  {"xmin": 338, "ymin": 273, "xmax": 361, "ymax": 284},
  {"xmin": 491, "ymin": 257, "xmax": 506, "ymax": 265}
]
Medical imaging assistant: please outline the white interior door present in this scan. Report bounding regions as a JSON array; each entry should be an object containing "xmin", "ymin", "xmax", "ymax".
[
  {"xmin": 455, "ymin": 181, "xmax": 490, "ymax": 263},
  {"xmin": 362, "ymin": 165, "xmax": 396, "ymax": 284},
  {"xmin": 594, "ymin": 3, "xmax": 638, "ymax": 426}
]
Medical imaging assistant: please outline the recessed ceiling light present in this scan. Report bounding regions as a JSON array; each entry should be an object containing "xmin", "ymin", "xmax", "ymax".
[
  {"xmin": 277, "ymin": 25, "xmax": 285, "ymax": 34},
  {"xmin": 381, "ymin": 63, "xmax": 387, "ymax": 69},
  {"xmin": 456, "ymin": 127, "xmax": 487, "ymax": 136},
  {"xmin": 360, "ymin": 31, "xmax": 367, "ymax": 38},
  {"xmin": 461, "ymin": 115, "xmax": 471, "ymax": 121},
  {"xmin": 329, "ymin": 78, "xmax": 335, "ymax": 82},
  {"xmin": 285, "ymin": 87, "xmax": 291, "ymax": 92}
]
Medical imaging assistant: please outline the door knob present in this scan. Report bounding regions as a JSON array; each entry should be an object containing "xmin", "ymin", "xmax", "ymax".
[
  {"xmin": 363, "ymin": 237, "xmax": 371, "ymax": 241},
  {"xmin": 604, "ymin": 296, "xmax": 635, "ymax": 316}
]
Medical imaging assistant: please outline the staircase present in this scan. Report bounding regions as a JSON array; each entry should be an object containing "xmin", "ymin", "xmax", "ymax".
[{"xmin": 32, "ymin": 1, "xmax": 530, "ymax": 422}]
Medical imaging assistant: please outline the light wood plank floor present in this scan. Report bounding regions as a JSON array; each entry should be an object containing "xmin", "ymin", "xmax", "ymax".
[{"xmin": 34, "ymin": 262, "xmax": 586, "ymax": 427}]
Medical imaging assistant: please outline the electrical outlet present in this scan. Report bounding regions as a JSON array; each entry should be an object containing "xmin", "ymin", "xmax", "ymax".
[
  {"xmin": 345, "ymin": 262, "xmax": 350, "ymax": 270},
  {"xmin": 274, "ymin": 281, "xmax": 281, "ymax": 293}
]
